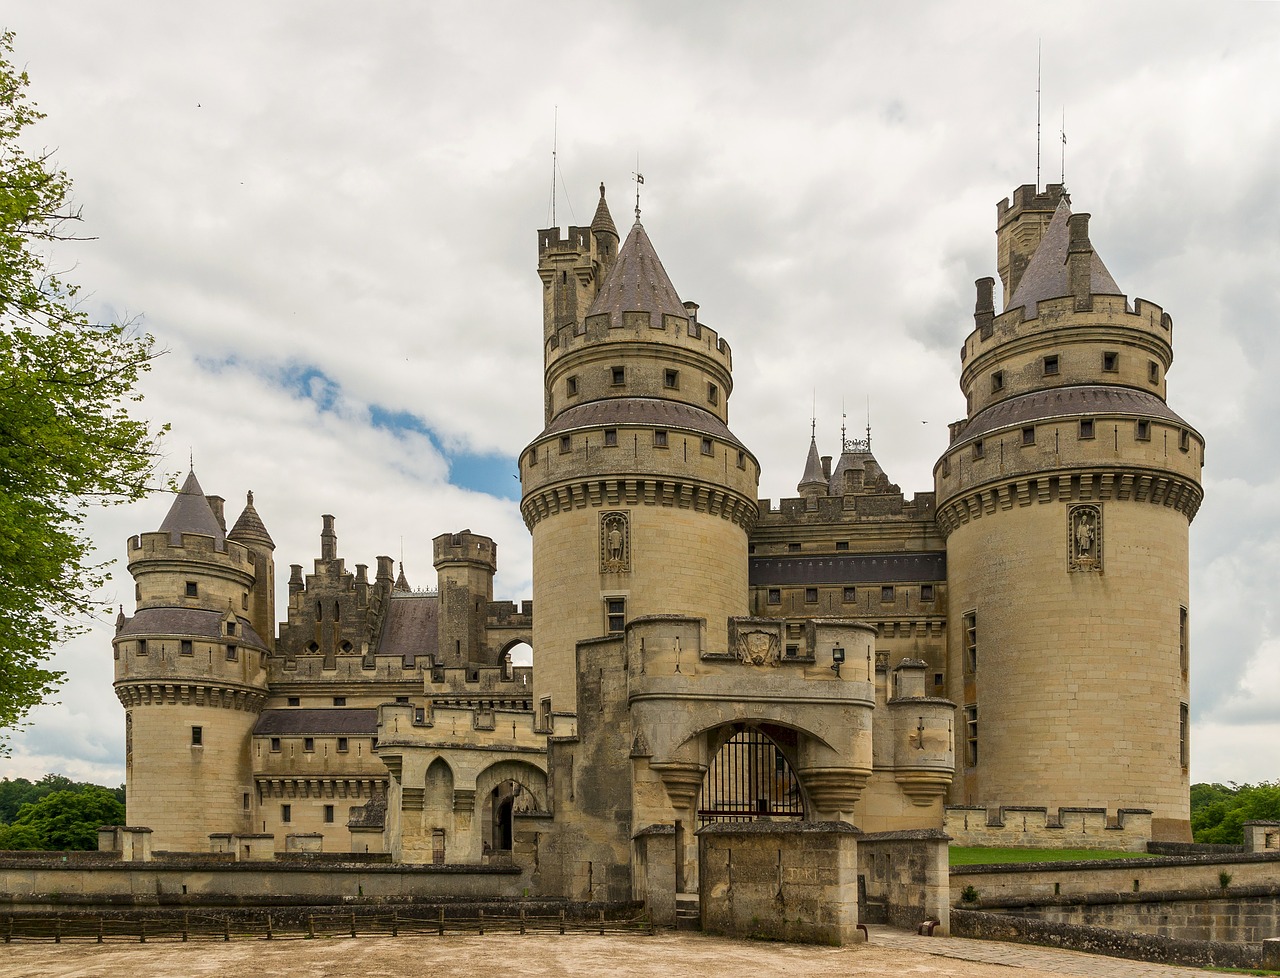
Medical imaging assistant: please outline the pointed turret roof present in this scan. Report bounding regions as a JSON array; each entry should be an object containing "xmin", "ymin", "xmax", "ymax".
[
  {"xmin": 585, "ymin": 220, "xmax": 686, "ymax": 325},
  {"xmin": 798, "ymin": 436, "xmax": 827, "ymax": 493},
  {"xmin": 228, "ymin": 490, "xmax": 274, "ymax": 549},
  {"xmin": 1008, "ymin": 197, "xmax": 1122, "ymax": 316},
  {"xmin": 394, "ymin": 562, "xmax": 411, "ymax": 592},
  {"xmin": 159, "ymin": 469, "xmax": 225, "ymax": 547},
  {"xmin": 590, "ymin": 183, "xmax": 618, "ymax": 239}
]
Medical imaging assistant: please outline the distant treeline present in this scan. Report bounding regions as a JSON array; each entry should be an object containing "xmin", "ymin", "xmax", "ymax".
[
  {"xmin": 0, "ymin": 774, "xmax": 125, "ymax": 850},
  {"xmin": 1191, "ymin": 781, "xmax": 1280, "ymax": 845}
]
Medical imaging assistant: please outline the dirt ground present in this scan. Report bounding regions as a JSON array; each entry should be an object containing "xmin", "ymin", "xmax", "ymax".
[{"xmin": 0, "ymin": 931, "xmax": 1065, "ymax": 978}]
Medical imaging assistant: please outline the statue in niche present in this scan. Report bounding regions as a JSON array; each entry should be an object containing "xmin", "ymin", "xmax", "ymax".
[
  {"xmin": 1069, "ymin": 504, "xmax": 1102, "ymax": 571},
  {"xmin": 737, "ymin": 629, "xmax": 780, "ymax": 667},
  {"xmin": 600, "ymin": 511, "xmax": 630, "ymax": 573}
]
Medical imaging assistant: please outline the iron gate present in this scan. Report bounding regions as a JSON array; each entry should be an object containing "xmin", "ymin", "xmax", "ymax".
[{"xmin": 697, "ymin": 728, "xmax": 805, "ymax": 825}]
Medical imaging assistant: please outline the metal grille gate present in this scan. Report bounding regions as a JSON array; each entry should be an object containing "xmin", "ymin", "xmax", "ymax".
[{"xmin": 697, "ymin": 728, "xmax": 805, "ymax": 825}]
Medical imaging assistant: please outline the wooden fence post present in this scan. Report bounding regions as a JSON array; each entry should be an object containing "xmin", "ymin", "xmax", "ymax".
[
  {"xmin": 478, "ymin": 909, "xmax": 484, "ymax": 936},
  {"xmin": 599, "ymin": 909, "xmax": 605, "ymax": 935},
  {"xmin": 307, "ymin": 914, "xmax": 314, "ymax": 939},
  {"xmin": 350, "ymin": 912, "xmax": 356, "ymax": 938},
  {"xmin": 559, "ymin": 909, "xmax": 565, "ymax": 934},
  {"xmin": 182, "ymin": 912, "xmax": 189, "ymax": 942},
  {"xmin": 391, "ymin": 912, "xmax": 398, "ymax": 937},
  {"xmin": 266, "ymin": 914, "xmax": 273, "ymax": 940}
]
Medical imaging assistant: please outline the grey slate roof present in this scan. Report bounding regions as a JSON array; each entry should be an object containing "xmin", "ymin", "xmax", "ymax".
[
  {"xmin": 117, "ymin": 607, "xmax": 268, "ymax": 649},
  {"xmin": 750, "ymin": 552, "xmax": 946, "ymax": 586},
  {"xmin": 960, "ymin": 386, "xmax": 1190, "ymax": 444},
  {"xmin": 159, "ymin": 469, "xmax": 226, "ymax": 547},
  {"xmin": 253, "ymin": 709, "xmax": 379, "ymax": 736},
  {"xmin": 590, "ymin": 183, "xmax": 618, "ymax": 239},
  {"xmin": 1008, "ymin": 198, "xmax": 1123, "ymax": 316},
  {"xmin": 798, "ymin": 436, "xmax": 826, "ymax": 490},
  {"xmin": 540, "ymin": 397, "xmax": 748, "ymax": 451},
  {"xmin": 228, "ymin": 490, "xmax": 273, "ymax": 548},
  {"xmin": 378, "ymin": 591, "xmax": 438, "ymax": 665},
  {"xmin": 585, "ymin": 220, "xmax": 685, "ymax": 325}
]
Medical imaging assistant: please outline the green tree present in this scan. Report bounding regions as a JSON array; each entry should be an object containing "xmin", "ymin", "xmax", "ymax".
[
  {"xmin": 1191, "ymin": 781, "xmax": 1280, "ymax": 845},
  {"xmin": 6, "ymin": 787, "xmax": 124, "ymax": 850},
  {"xmin": 0, "ymin": 30, "xmax": 167, "ymax": 751}
]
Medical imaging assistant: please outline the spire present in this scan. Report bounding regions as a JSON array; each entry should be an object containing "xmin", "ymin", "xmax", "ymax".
[
  {"xmin": 585, "ymin": 219, "xmax": 686, "ymax": 326},
  {"xmin": 394, "ymin": 562, "xmax": 411, "ymax": 592},
  {"xmin": 1007, "ymin": 197, "xmax": 1122, "ymax": 317},
  {"xmin": 798, "ymin": 435, "xmax": 827, "ymax": 496},
  {"xmin": 228, "ymin": 489, "xmax": 275, "ymax": 549},
  {"xmin": 590, "ymin": 183, "xmax": 618, "ymax": 239},
  {"xmin": 158, "ymin": 469, "xmax": 225, "ymax": 547}
]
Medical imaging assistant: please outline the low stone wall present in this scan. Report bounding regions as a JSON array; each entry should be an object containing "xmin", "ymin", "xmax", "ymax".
[
  {"xmin": 0, "ymin": 853, "xmax": 526, "ymax": 911},
  {"xmin": 952, "ymin": 907, "xmax": 1266, "ymax": 970},
  {"xmin": 945, "ymin": 806, "xmax": 1151, "ymax": 851},
  {"xmin": 1002, "ymin": 890, "xmax": 1280, "ymax": 944},
  {"xmin": 698, "ymin": 821, "xmax": 861, "ymax": 945},
  {"xmin": 857, "ymin": 829, "xmax": 950, "ymax": 934}
]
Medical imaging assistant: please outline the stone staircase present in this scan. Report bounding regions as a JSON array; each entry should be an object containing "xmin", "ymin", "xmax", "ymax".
[{"xmin": 675, "ymin": 892, "xmax": 701, "ymax": 931}]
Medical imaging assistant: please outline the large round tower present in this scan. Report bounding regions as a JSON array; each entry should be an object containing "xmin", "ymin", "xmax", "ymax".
[
  {"xmin": 113, "ymin": 471, "xmax": 272, "ymax": 850},
  {"xmin": 935, "ymin": 185, "xmax": 1204, "ymax": 840},
  {"xmin": 520, "ymin": 188, "xmax": 760, "ymax": 713}
]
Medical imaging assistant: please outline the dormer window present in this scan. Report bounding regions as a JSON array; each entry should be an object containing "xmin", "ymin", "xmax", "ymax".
[{"xmin": 226, "ymin": 621, "xmax": 236, "ymax": 636}]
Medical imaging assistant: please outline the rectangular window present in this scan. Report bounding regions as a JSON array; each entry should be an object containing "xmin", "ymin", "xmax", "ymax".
[
  {"xmin": 226, "ymin": 620, "xmax": 236, "ymax": 636},
  {"xmin": 1136, "ymin": 419, "xmax": 1151, "ymax": 441},
  {"xmin": 606, "ymin": 597, "xmax": 626, "ymax": 634},
  {"xmin": 835, "ymin": 541, "xmax": 849, "ymax": 551},
  {"xmin": 226, "ymin": 645, "xmax": 238, "ymax": 660},
  {"xmin": 787, "ymin": 542, "xmax": 801, "ymax": 552},
  {"xmin": 766, "ymin": 588, "xmax": 781, "ymax": 605},
  {"xmin": 566, "ymin": 375, "xmax": 578, "ymax": 396},
  {"xmin": 1179, "ymin": 429, "xmax": 1191, "ymax": 452},
  {"xmin": 785, "ymin": 645, "xmax": 799, "ymax": 658},
  {"xmin": 1103, "ymin": 351, "xmax": 1119, "ymax": 372},
  {"xmin": 603, "ymin": 428, "xmax": 618, "ymax": 447},
  {"xmin": 287, "ymin": 696, "xmax": 300, "ymax": 707},
  {"xmin": 973, "ymin": 439, "xmax": 984, "ymax": 459},
  {"xmin": 842, "ymin": 587, "xmax": 856, "ymax": 602},
  {"xmin": 700, "ymin": 436, "xmax": 713, "ymax": 456},
  {"xmin": 270, "ymin": 737, "xmax": 281, "ymax": 752},
  {"xmin": 964, "ymin": 705, "xmax": 979, "ymax": 767},
  {"xmin": 191, "ymin": 725, "xmax": 203, "ymax": 746},
  {"xmin": 303, "ymin": 737, "xmax": 315, "ymax": 752},
  {"xmin": 137, "ymin": 639, "xmax": 148, "ymax": 655},
  {"xmin": 707, "ymin": 382, "xmax": 719, "ymax": 405},
  {"xmin": 1043, "ymin": 354, "xmax": 1059, "ymax": 376},
  {"xmin": 1179, "ymin": 703, "xmax": 1190, "ymax": 770},
  {"xmin": 242, "ymin": 592, "xmax": 249, "ymax": 609},
  {"xmin": 281, "ymin": 804, "xmax": 292, "ymax": 824},
  {"xmin": 1179, "ymin": 606, "xmax": 1189, "ymax": 675},
  {"xmin": 881, "ymin": 586, "xmax": 895, "ymax": 603},
  {"xmin": 324, "ymin": 804, "xmax": 335, "ymax": 824},
  {"xmin": 653, "ymin": 429, "xmax": 668, "ymax": 448},
  {"xmin": 333, "ymin": 696, "xmax": 346, "ymax": 706},
  {"xmin": 559, "ymin": 435, "xmax": 571, "ymax": 454},
  {"xmin": 990, "ymin": 370, "xmax": 1004, "ymax": 392},
  {"xmin": 804, "ymin": 587, "xmax": 818, "ymax": 603},
  {"xmin": 1079, "ymin": 419, "xmax": 1095, "ymax": 440},
  {"xmin": 963, "ymin": 611, "xmax": 978, "ymax": 674},
  {"xmin": 243, "ymin": 793, "xmax": 250, "ymax": 811},
  {"xmin": 610, "ymin": 366, "xmax": 625, "ymax": 386},
  {"xmin": 185, "ymin": 581, "xmax": 198, "ymax": 597},
  {"xmin": 1149, "ymin": 360, "xmax": 1160, "ymax": 384},
  {"xmin": 934, "ymin": 673, "xmax": 944, "ymax": 687},
  {"xmin": 1022, "ymin": 426, "xmax": 1036, "ymax": 446},
  {"xmin": 786, "ymin": 623, "xmax": 801, "ymax": 638},
  {"xmin": 737, "ymin": 450, "xmax": 746, "ymax": 469},
  {"xmin": 336, "ymin": 737, "xmax": 349, "ymax": 753},
  {"xmin": 663, "ymin": 369, "xmax": 679, "ymax": 389},
  {"xmin": 921, "ymin": 584, "xmax": 935, "ymax": 602}
]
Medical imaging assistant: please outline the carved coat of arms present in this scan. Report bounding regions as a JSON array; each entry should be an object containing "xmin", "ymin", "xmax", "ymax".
[{"xmin": 737, "ymin": 629, "xmax": 780, "ymax": 667}]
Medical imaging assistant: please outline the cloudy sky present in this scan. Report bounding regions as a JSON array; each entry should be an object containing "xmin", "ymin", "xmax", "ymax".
[{"xmin": 3, "ymin": 2, "xmax": 1278, "ymax": 790}]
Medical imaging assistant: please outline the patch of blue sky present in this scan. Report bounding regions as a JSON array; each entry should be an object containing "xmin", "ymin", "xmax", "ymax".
[{"xmin": 366, "ymin": 406, "xmax": 520, "ymax": 501}]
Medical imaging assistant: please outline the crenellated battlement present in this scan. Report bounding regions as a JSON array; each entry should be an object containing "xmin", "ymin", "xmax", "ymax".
[
  {"xmin": 546, "ymin": 309, "xmax": 733, "ymax": 373},
  {"xmin": 754, "ymin": 490, "xmax": 936, "ymax": 523},
  {"xmin": 945, "ymin": 804, "xmax": 1153, "ymax": 851},
  {"xmin": 432, "ymin": 529, "xmax": 497, "ymax": 572},
  {"xmin": 537, "ymin": 224, "xmax": 594, "ymax": 257},
  {"xmin": 129, "ymin": 529, "xmax": 253, "ymax": 567}
]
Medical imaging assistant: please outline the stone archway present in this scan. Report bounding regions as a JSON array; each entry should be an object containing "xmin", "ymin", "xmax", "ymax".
[{"xmin": 697, "ymin": 723, "xmax": 807, "ymax": 826}]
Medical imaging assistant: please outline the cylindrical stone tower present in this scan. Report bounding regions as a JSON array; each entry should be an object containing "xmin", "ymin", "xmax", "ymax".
[
  {"xmin": 521, "ymin": 190, "xmax": 760, "ymax": 713},
  {"xmin": 935, "ymin": 186, "xmax": 1204, "ymax": 841},
  {"xmin": 114, "ymin": 470, "xmax": 271, "ymax": 850}
]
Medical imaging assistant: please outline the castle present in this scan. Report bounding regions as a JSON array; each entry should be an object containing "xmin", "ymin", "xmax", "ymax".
[{"xmin": 112, "ymin": 179, "xmax": 1203, "ymax": 908}]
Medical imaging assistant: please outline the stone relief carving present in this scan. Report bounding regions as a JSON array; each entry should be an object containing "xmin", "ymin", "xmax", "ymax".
[
  {"xmin": 600, "ymin": 511, "xmax": 630, "ymax": 573},
  {"xmin": 1068, "ymin": 504, "xmax": 1102, "ymax": 571},
  {"xmin": 736, "ymin": 628, "xmax": 781, "ymax": 667}
]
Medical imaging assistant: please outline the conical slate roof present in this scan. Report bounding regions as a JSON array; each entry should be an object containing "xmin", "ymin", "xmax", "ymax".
[
  {"xmin": 159, "ymin": 469, "xmax": 225, "ymax": 547},
  {"xmin": 1008, "ymin": 198, "xmax": 1123, "ymax": 316},
  {"xmin": 590, "ymin": 183, "xmax": 618, "ymax": 239},
  {"xmin": 585, "ymin": 220, "xmax": 685, "ymax": 325},
  {"xmin": 228, "ymin": 490, "xmax": 274, "ymax": 548},
  {"xmin": 394, "ymin": 562, "xmax": 411, "ymax": 592},
  {"xmin": 798, "ymin": 436, "xmax": 826, "ymax": 492}
]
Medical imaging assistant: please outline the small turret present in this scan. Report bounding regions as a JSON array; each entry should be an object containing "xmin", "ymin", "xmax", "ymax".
[
  {"xmin": 394, "ymin": 562, "xmax": 412, "ymax": 592},
  {"xmin": 798, "ymin": 435, "xmax": 828, "ymax": 500},
  {"xmin": 433, "ymin": 531, "xmax": 497, "ymax": 667},
  {"xmin": 228, "ymin": 490, "xmax": 276, "ymax": 652}
]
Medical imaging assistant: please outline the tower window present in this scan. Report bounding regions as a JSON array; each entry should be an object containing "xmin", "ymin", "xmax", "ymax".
[
  {"xmin": 395, "ymin": 696, "xmax": 409, "ymax": 704},
  {"xmin": 281, "ymin": 804, "xmax": 292, "ymax": 824},
  {"xmin": 559, "ymin": 435, "xmax": 571, "ymax": 454},
  {"xmin": 787, "ymin": 542, "xmax": 801, "ymax": 552},
  {"xmin": 303, "ymin": 738, "xmax": 314, "ymax": 752},
  {"xmin": 964, "ymin": 705, "xmax": 979, "ymax": 767},
  {"xmin": 1149, "ymin": 360, "xmax": 1160, "ymax": 384},
  {"xmin": 737, "ymin": 450, "xmax": 746, "ymax": 469},
  {"xmin": 785, "ymin": 645, "xmax": 799, "ymax": 658},
  {"xmin": 270, "ymin": 738, "xmax": 281, "ymax": 752},
  {"xmin": 185, "ymin": 581, "xmax": 198, "ymax": 597},
  {"xmin": 701, "ymin": 437, "xmax": 713, "ymax": 456},
  {"xmin": 180, "ymin": 640, "xmax": 193, "ymax": 655},
  {"xmin": 707, "ymin": 382, "xmax": 719, "ymax": 405},
  {"xmin": 226, "ymin": 620, "xmax": 236, "ymax": 636},
  {"xmin": 653, "ymin": 429, "xmax": 668, "ymax": 448},
  {"xmin": 835, "ymin": 541, "xmax": 849, "ymax": 551},
  {"xmin": 324, "ymin": 805, "xmax": 335, "ymax": 824},
  {"xmin": 663, "ymin": 369, "xmax": 679, "ymax": 389},
  {"xmin": 1043, "ymin": 354, "xmax": 1059, "ymax": 376},
  {"xmin": 1079, "ymin": 419, "xmax": 1095, "ymax": 440},
  {"xmin": 566, "ymin": 375, "xmax": 578, "ymax": 396},
  {"xmin": 963, "ymin": 611, "xmax": 978, "ymax": 674},
  {"xmin": 191, "ymin": 726, "xmax": 202, "ymax": 746},
  {"xmin": 804, "ymin": 588, "xmax": 818, "ymax": 603},
  {"xmin": 1022, "ymin": 426, "xmax": 1036, "ymax": 446},
  {"xmin": 1136, "ymin": 419, "xmax": 1151, "ymax": 441},
  {"xmin": 610, "ymin": 366, "xmax": 625, "ymax": 386},
  {"xmin": 921, "ymin": 584, "xmax": 935, "ymax": 602},
  {"xmin": 226, "ymin": 645, "xmax": 238, "ymax": 660},
  {"xmin": 934, "ymin": 673, "xmax": 944, "ymax": 687},
  {"xmin": 243, "ymin": 793, "xmax": 250, "ymax": 811},
  {"xmin": 605, "ymin": 597, "xmax": 626, "ymax": 634},
  {"xmin": 767, "ymin": 589, "xmax": 781, "ymax": 605},
  {"xmin": 990, "ymin": 370, "xmax": 1004, "ymax": 393},
  {"xmin": 333, "ymin": 696, "xmax": 346, "ymax": 706},
  {"xmin": 1103, "ymin": 351, "xmax": 1119, "ymax": 372},
  {"xmin": 1179, "ymin": 429, "xmax": 1191, "ymax": 452},
  {"xmin": 843, "ymin": 587, "xmax": 856, "ymax": 602},
  {"xmin": 973, "ymin": 439, "xmax": 984, "ymax": 459},
  {"xmin": 881, "ymin": 586, "xmax": 895, "ymax": 603},
  {"xmin": 603, "ymin": 428, "xmax": 618, "ymax": 447},
  {"xmin": 337, "ymin": 737, "xmax": 349, "ymax": 752},
  {"xmin": 287, "ymin": 697, "xmax": 300, "ymax": 707},
  {"xmin": 1179, "ymin": 703, "xmax": 1190, "ymax": 770},
  {"xmin": 137, "ymin": 639, "xmax": 148, "ymax": 655}
]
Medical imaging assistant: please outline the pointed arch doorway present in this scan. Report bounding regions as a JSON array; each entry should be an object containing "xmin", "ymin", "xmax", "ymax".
[{"xmin": 697, "ymin": 724, "xmax": 806, "ymax": 826}]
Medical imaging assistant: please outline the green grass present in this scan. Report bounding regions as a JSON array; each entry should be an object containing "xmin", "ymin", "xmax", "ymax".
[{"xmin": 949, "ymin": 846, "xmax": 1150, "ymax": 865}]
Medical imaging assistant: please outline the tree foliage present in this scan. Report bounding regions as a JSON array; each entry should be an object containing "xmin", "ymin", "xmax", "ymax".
[
  {"xmin": 0, "ymin": 786, "xmax": 124, "ymax": 850},
  {"xmin": 0, "ymin": 31, "xmax": 167, "ymax": 750},
  {"xmin": 1190, "ymin": 781, "xmax": 1280, "ymax": 845},
  {"xmin": 0, "ymin": 773, "xmax": 123, "ymax": 823}
]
